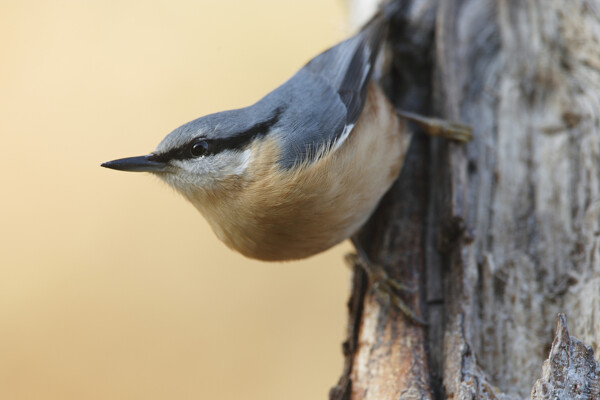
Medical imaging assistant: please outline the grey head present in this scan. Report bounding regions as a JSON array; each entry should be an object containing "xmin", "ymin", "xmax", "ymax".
[
  {"xmin": 101, "ymin": 103, "xmax": 284, "ymax": 192},
  {"xmin": 101, "ymin": 12, "xmax": 388, "ymax": 188}
]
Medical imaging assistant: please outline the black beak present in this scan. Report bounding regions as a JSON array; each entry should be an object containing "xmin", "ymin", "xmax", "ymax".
[{"xmin": 101, "ymin": 155, "xmax": 167, "ymax": 172}]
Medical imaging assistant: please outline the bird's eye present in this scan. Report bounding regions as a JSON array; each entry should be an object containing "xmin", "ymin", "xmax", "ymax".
[{"xmin": 190, "ymin": 140, "xmax": 209, "ymax": 157}]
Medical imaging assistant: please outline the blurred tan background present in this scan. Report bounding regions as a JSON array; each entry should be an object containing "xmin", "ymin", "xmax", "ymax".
[{"xmin": 0, "ymin": 1, "xmax": 354, "ymax": 398}]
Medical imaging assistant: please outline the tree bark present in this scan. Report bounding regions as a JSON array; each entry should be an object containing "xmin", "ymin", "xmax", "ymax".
[{"xmin": 331, "ymin": 1, "xmax": 600, "ymax": 399}]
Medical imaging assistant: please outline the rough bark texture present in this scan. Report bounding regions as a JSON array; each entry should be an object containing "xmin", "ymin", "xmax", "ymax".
[
  {"xmin": 531, "ymin": 315, "xmax": 600, "ymax": 400},
  {"xmin": 331, "ymin": 0, "xmax": 600, "ymax": 399}
]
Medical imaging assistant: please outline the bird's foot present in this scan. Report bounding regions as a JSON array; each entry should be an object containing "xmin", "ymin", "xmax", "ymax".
[
  {"xmin": 345, "ymin": 252, "xmax": 426, "ymax": 326},
  {"xmin": 396, "ymin": 109, "xmax": 473, "ymax": 142}
]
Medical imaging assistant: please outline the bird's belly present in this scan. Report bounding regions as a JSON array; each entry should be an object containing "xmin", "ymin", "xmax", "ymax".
[
  {"xmin": 230, "ymin": 194, "xmax": 380, "ymax": 261},
  {"xmin": 206, "ymin": 84, "xmax": 411, "ymax": 261}
]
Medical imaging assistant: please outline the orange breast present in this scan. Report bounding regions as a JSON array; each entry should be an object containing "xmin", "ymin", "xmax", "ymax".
[{"xmin": 190, "ymin": 84, "xmax": 411, "ymax": 261}]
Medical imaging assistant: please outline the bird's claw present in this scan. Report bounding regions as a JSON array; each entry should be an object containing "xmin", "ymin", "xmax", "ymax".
[
  {"xmin": 396, "ymin": 109, "xmax": 473, "ymax": 142},
  {"xmin": 345, "ymin": 252, "xmax": 426, "ymax": 326}
]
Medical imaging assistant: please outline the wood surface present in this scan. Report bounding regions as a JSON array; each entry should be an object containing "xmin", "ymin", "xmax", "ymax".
[{"xmin": 331, "ymin": 1, "xmax": 600, "ymax": 398}]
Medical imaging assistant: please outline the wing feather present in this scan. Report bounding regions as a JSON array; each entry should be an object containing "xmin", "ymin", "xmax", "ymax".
[{"xmin": 263, "ymin": 15, "xmax": 388, "ymax": 168}]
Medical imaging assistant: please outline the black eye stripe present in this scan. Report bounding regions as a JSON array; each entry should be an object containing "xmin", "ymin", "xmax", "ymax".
[{"xmin": 149, "ymin": 106, "xmax": 284, "ymax": 163}]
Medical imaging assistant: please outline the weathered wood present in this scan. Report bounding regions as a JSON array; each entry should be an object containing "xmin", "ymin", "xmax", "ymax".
[
  {"xmin": 436, "ymin": 0, "xmax": 600, "ymax": 397},
  {"xmin": 531, "ymin": 315, "xmax": 600, "ymax": 400},
  {"xmin": 333, "ymin": 0, "xmax": 600, "ymax": 398}
]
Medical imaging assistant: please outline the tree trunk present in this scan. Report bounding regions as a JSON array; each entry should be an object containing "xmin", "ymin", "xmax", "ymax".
[{"xmin": 331, "ymin": 1, "xmax": 600, "ymax": 399}]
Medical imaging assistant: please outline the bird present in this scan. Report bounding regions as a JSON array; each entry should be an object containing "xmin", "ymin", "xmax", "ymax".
[{"xmin": 101, "ymin": 4, "xmax": 471, "ymax": 263}]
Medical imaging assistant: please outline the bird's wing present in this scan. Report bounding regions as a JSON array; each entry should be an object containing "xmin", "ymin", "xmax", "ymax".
[
  {"xmin": 304, "ymin": 16, "xmax": 387, "ymax": 129},
  {"xmin": 258, "ymin": 15, "xmax": 388, "ymax": 168}
]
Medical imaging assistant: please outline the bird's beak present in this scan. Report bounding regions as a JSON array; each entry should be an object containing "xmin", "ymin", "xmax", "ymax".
[{"xmin": 101, "ymin": 155, "xmax": 167, "ymax": 173}]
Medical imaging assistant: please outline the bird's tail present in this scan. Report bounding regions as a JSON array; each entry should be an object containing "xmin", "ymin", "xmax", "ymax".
[{"xmin": 379, "ymin": 0, "xmax": 405, "ymax": 22}]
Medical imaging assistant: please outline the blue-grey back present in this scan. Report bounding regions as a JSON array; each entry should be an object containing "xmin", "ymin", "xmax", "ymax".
[
  {"xmin": 153, "ymin": 13, "xmax": 388, "ymax": 169},
  {"xmin": 258, "ymin": 15, "xmax": 387, "ymax": 168}
]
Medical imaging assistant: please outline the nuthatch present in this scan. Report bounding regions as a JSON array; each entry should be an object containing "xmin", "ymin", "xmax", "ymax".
[{"xmin": 102, "ymin": 6, "xmax": 471, "ymax": 262}]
